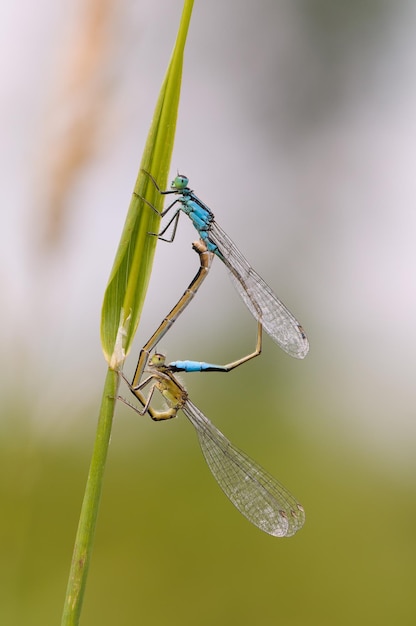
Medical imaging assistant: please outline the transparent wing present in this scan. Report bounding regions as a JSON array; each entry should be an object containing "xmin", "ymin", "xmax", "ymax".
[
  {"xmin": 210, "ymin": 222, "xmax": 309, "ymax": 359},
  {"xmin": 182, "ymin": 399, "xmax": 305, "ymax": 537}
]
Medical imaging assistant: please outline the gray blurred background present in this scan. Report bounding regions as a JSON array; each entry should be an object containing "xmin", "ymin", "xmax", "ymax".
[{"xmin": 1, "ymin": 1, "xmax": 415, "ymax": 624}]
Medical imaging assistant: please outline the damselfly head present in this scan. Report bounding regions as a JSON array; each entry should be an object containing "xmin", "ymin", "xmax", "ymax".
[
  {"xmin": 171, "ymin": 174, "xmax": 189, "ymax": 191},
  {"xmin": 148, "ymin": 353, "xmax": 166, "ymax": 368}
]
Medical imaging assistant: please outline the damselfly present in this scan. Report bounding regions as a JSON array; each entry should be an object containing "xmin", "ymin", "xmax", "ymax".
[
  {"xmin": 139, "ymin": 172, "xmax": 309, "ymax": 359},
  {"xmin": 120, "ymin": 353, "xmax": 305, "ymax": 538}
]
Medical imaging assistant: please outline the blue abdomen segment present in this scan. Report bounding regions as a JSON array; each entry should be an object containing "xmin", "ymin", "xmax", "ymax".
[
  {"xmin": 181, "ymin": 199, "xmax": 219, "ymax": 255},
  {"xmin": 168, "ymin": 360, "xmax": 227, "ymax": 373}
]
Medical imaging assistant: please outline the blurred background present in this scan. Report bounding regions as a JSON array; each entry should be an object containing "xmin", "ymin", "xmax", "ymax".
[{"xmin": 1, "ymin": 0, "xmax": 415, "ymax": 624}]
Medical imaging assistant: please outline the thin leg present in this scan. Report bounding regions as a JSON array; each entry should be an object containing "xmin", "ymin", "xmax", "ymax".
[
  {"xmin": 118, "ymin": 391, "xmax": 177, "ymax": 421},
  {"xmin": 154, "ymin": 209, "xmax": 181, "ymax": 241},
  {"xmin": 141, "ymin": 169, "xmax": 178, "ymax": 197},
  {"xmin": 118, "ymin": 372, "xmax": 178, "ymax": 421},
  {"xmin": 118, "ymin": 371, "xmax": 156, "ymax": 414},
  {"xmin": 139, "ymin": 170, "xmax": 180, "ymax": 220},
  {"xmin": 134, "ymin": 192, "xmax": 181, "ymax": 219},
  {"xmin": 133, "ymin": 192, "xmax": 181, "ymax": 241},
  {"xmin": 131, "ymin": 239, "xmax": 214, "ymax": 389}
]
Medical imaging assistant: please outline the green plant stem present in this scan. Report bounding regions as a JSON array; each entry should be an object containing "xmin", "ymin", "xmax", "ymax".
[
  {"xmin": 61, "ymin": 369, "xmax": 117, "ymax": 625},
  {"xmin": 62, "ymin": 2, "xmax": 194, "ymax": 623}
]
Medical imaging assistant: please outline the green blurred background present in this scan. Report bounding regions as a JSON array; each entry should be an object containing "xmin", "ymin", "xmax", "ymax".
[{"xmin": 1, "ymin": 1, "xmax": 415, "ymax": 624}]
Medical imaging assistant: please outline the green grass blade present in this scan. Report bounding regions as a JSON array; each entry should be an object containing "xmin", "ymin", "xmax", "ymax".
[
  {"xmin": 101, "ymin": 0, "xmax": 194, "ymax": 368},
  {"xmin": 61, "ymin": 369, "xmax": 117, "ymax": 626},
  {"xmin": 61, "ymin": 3, "xmax": 194, "ymax": 625}
]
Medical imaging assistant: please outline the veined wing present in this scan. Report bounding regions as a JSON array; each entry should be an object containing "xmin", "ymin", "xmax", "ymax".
[
  {"xmin": 210, "ymin": 221, "xmax": 309, "ymax": 359},
  {"xmin": 182, "ymin": 399, "xmax": 305, "ymax": 537}
]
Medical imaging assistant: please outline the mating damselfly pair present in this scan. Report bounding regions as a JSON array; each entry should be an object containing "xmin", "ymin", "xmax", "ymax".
[{"xmin": 119, "ymin": 172, "xmax": 308, "ymax": 537}]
